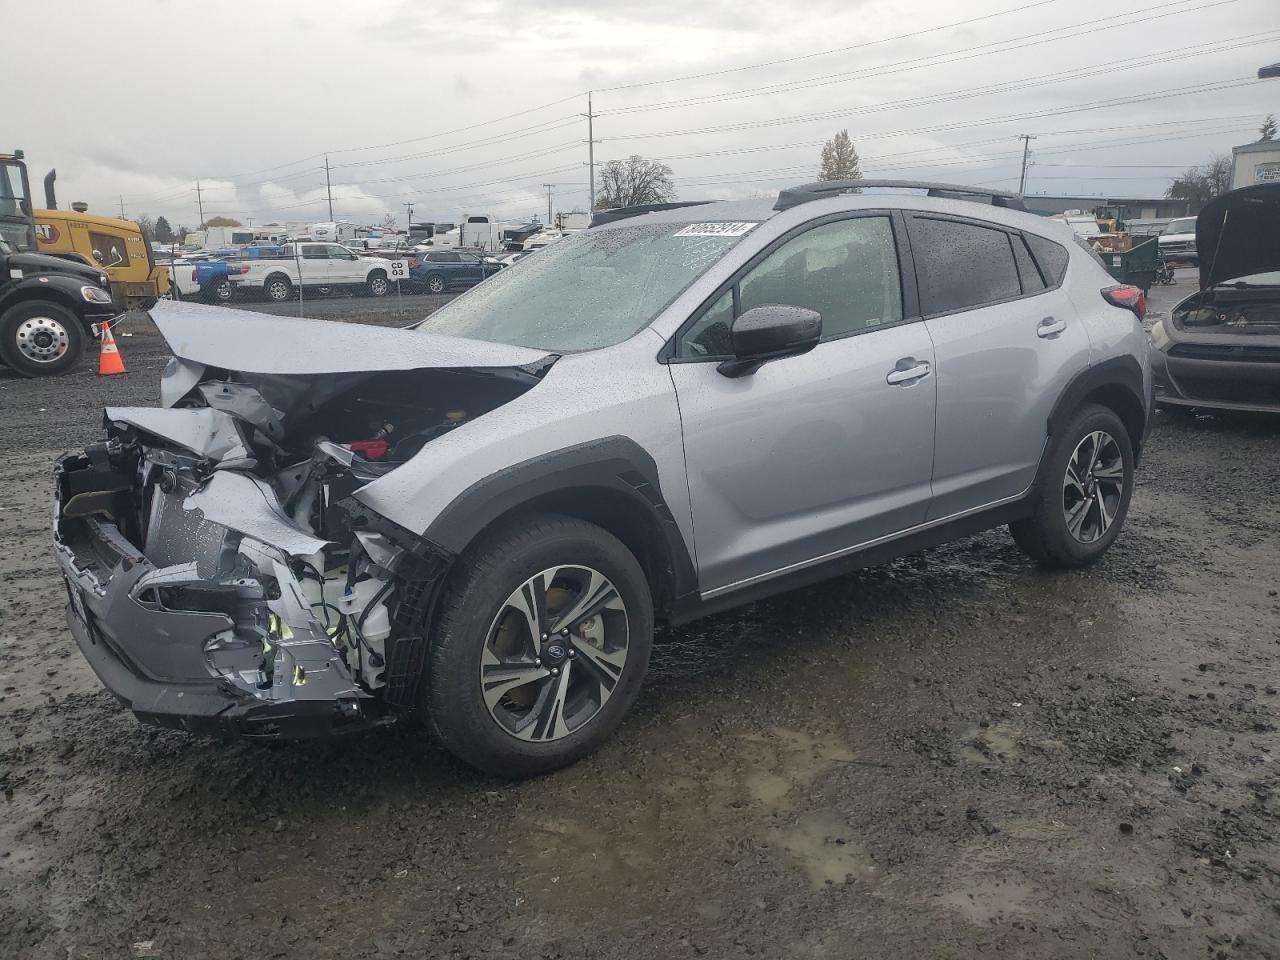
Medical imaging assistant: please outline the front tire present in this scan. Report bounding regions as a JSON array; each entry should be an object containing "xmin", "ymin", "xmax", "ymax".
[
  {"xmin": 1010, "ymin": 403, "xmax": 1134, "ymax": 568},
  {"xmin": 426, "ymin": 272, "xmax": 446, "ymax": 294},
  {"xmin": 205, "ymin": 279, "xmax": 234, "ymax": 304},
  {"xmin": 426, "ymin": 514, "xmax": 654, "ymax": 778},
  {"xmin": 0, "ymin": 301, "xmax": 87, "ymax": 377}
]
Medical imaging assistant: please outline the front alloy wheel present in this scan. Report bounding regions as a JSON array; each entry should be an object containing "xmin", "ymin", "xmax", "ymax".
[
  {"xmin": 426, "ymin": 513, "xmax": 654, "ymax": 778},
  {"xmin": 1062, "ymin": 430, "xmax": 1124, "ymax": 543},
  {"xmin": 481, "ymin": 565, "xmax": 630, "ymax": 742}
]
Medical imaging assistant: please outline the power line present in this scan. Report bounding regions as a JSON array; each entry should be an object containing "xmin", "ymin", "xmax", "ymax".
[
  {"xmin": 599, "ymin": 0, "xmax": 1242, "ymax": 116},
  {"xmin": 594, "ymin": 0, "xmax": 1064, "ymax": 93}
]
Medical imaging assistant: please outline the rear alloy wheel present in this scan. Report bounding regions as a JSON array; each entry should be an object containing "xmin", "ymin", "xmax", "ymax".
[
  {"xmin": 1010, "ymin": 403, "xmax": 1134, "ymax": 567},
  {"xmin": 426, "ymin": 273, "xmax": 446, "ymax": 294},
  {"xmin": 367, "ymin": 273, "xmax": 390, "ymax": 297},
  {"xmin": 206, "ymin": 279, "xmax": 234, "ymax": 303},
  {"xmin": 427, "ymin": 514, "xmax": 653, "ymax": 777},
  {"xmin": 0, "ymin": 302, "xmax": 87, "ymax": 377},
  {"xmin": 265, "ymin": 276, "xmax": 293, "ymax": 302}
]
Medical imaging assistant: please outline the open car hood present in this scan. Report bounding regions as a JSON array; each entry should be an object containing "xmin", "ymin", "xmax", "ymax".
[
  {"xmin": 1197, "ymin": 182, "xmax": 1280, "ymax": 290},
  {"xmin": 150, "ymin": 300, "xmax": 550, "ymax": 374}
]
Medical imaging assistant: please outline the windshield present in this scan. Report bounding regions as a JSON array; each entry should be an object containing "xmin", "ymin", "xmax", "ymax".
[
  {"xmin": 1163, "ymin": 218, "xmax": 1196, "ymax": 235},
  {"xmin": 421, "ymin": 221, "xmax": 753, "ymax": 351}
]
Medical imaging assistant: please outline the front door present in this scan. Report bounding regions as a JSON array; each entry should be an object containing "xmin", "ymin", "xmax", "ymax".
[{"xmin": 668, "ymin": 214, "xmax": 937, "ymax": 595}]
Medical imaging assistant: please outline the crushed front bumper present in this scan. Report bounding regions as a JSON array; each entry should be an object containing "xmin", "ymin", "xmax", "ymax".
[{"xmin": 53, "ymin": 451, "xmax": 384, "ymax": 739}]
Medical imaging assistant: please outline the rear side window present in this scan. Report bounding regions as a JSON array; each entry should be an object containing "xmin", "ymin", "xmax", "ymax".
[
  {"xmin": 1011, "ymin": 235, "xmax": 1046, "ymax": 293},
  {"xmin": 908, "ymin": 217, "xmax": 1021, "ymax": 315},
  {"xmin": 1025, "ymin": 233, "xmax": 1070, "ymax": 285}
]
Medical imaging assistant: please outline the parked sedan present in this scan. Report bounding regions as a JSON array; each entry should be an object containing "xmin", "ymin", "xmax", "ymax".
[
  {"xmin": 1151, "ymin": 182, "xmax": 1280, "ymax": 413},
  {"xmin": 411, "ymin": 250, "xmax": 502, "ymax": 293}
]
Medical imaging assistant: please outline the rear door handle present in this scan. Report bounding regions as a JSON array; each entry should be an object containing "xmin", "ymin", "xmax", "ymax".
[
  {"xmin": 1037, "ymin": 316, "xmax": 1066, "ymax": 338},
  {"xmin": 886, "ymin": 359, "xmax": 931, "ymax": 385}
]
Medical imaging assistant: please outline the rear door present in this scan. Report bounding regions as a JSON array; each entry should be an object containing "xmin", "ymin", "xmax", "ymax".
[
  {"xmin": 906, "ymin": 214, "xmax": 1091, "ymax": 518},
  {"xmin": 668, "ymin": 213, "xmax": 937, "ymax": 594},
  {"xmin": 299, "ymin": 243, "xmax": 333, "ymax": 286}
]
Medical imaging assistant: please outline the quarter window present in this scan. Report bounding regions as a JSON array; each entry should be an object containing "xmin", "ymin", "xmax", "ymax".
[
  {"xmin": 678, "ymin": 216, "xmax": 903, "ymax": 357},
  {"xmin": 1025, "ymin": 233, "xmax": 1070, "ymax": 286},
  {"xmin": 908, "ymin": 217, "xmax": 1021, "ymax": 315},
  {"xmin": 1011, "ymin": 235, "xmax": 1046, "ymax": 293}
]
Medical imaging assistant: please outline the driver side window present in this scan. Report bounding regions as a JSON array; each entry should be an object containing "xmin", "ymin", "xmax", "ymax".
[{"xmin": 678, "ymin": 216, "xmax": 903, "ymax": 358}]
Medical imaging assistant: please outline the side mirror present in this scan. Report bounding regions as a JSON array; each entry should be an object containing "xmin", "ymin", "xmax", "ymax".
[
  {"xmin": 717, "ymin": 304, "xmax": 821, "ymax": 378},
  {"xmin": 91, "ymin": 248, "xmax": 105, "ymax": 264}
]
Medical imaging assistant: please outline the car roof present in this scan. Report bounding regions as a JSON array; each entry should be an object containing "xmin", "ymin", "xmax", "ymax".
[{"xmin": 594, "ymin": 189, "xmax": 1077, "ymax": 246}]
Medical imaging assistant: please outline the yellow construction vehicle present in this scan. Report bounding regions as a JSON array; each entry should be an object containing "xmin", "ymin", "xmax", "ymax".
[{"xmin": 33, "ymin": 169, "xmax": 169, "ymax": 309}]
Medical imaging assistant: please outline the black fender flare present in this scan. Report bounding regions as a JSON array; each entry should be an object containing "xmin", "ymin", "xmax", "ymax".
[
  {"xmin": 424, "ymin": 436, "xmax": 699, "ymax": 611},
  {"xmin": 1043, "ymin": 355, "xmax": 1149, "ymax": 469}
]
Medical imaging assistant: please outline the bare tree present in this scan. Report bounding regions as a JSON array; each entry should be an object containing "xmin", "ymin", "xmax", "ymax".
[
  {"xmin": 1166, "ymin": 153, "xmax": 1233, "ymax": 203},
  {"xmin": 381, "ymin": 213, "xmax": 398, "ymax": 231},
  {"xmin": 595, "ymin": 156, "xmax": 676, "ymax": 209},
  {"xmin": 1260, "ymin": 114, "xmax": 1277, "ymax": 142},
  {"xmin": 818, "ymin": 129, "xmax": 862, "ymax": 182},
  {"xmin": 134, "ymin": 215, "xmax": 155, "ymax": 240}
]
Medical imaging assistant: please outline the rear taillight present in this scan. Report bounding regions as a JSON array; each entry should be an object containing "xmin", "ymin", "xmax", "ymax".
[
  {"xmin": 1102, "ymin": 284, "xmax": 1146, "ymax": 322},
  {"xmin": 236, "ymin": 264, "xmax": 251, "ymax": 275},
  {"xmin": 191, "ymin": 268, "xmax": 198, "ymax": 281}
]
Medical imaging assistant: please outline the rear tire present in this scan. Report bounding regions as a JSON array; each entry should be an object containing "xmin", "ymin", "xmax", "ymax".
[
  {"xmin": 205, "ymin": 279, "xmax": 234, "ymax": 304},
  {"xmin": 426, "ymin": 513, "xmax": 654, "ymax": 778},
  {"xmin": 426, "ymin": 272, "xmax": 446, "ymax": 294},
  {"xmin": 264, "ymin": 275, "xmax": 293, "ymax": 302},
  {"xmin": 0, "ymin": 301, "xmax": 87, "ymax": 377},
  {"xmin": 366, "ymin": 272, "xmax": 390, "ymax": 297},
  {"xmin": 1010, "ymin": 403, "xmax": 1134, "ymax": 568}
]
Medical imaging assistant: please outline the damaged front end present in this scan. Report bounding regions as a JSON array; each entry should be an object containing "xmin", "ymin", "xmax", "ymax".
[{"xmin": 53, "ymin": 306, "xmax": 551, "ymax": 738}]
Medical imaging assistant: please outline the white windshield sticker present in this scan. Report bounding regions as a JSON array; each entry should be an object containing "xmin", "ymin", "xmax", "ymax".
[{"xmin": 674, "ymin": 222, "xmax": 758, "ymax": 238}]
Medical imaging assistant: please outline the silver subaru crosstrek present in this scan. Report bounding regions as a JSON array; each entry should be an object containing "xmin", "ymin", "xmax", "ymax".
[{"xmin": 54, "ymin": 181, "xmax": 1152, "ymax": 776}]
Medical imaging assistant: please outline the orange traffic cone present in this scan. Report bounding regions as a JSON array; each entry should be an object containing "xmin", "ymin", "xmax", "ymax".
[{"xmin": 98, "ymin": 323, "xmax": 126, "ymax": 376}]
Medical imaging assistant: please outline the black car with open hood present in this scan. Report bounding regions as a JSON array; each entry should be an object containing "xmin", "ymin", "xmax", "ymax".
[{"xmin": 1149, "ymin": 182, "xmax": 1280, "ymax": 413}]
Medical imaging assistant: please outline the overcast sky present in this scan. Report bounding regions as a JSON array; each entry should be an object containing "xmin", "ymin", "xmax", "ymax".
[{"xmin": 8, "ymin": 0, "xmax": 1277, "ymax": 229}]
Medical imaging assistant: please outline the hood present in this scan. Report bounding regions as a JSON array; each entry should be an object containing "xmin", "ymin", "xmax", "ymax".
[
  {"xmin": 1197, "ymin": 182, "xmax": 1280, "ymax": 289},
  {"xmin": 7, "ymin": 250, "xmax": 105, "ymax": 284},
  {"xmin": 150, "ymin": 300, "xmax": 551, "ymax": 375}
]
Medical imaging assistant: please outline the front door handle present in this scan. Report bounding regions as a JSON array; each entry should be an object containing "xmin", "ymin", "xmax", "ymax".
[
  {"xmin": 886, "ymin": 359, "xmax": 931, "ymax": 385},
  {"xmin": 1037, "ymin": 316, "xmax": 1066, "ymax": 338}
]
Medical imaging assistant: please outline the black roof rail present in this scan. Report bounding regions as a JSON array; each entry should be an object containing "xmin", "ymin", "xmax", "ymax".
[
  {"xmin": 588, "ymin": 201, "xmax": 714, "ymax": 228},
  {"xmin": 773, "ymin": 179, "xmax": 1027, "ymax": 213}
]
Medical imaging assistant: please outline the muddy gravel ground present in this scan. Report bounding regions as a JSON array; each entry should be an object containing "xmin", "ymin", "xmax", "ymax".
[{"xmin": 2, "ymin": 274, "xmax": 1278, "ymax": 960}]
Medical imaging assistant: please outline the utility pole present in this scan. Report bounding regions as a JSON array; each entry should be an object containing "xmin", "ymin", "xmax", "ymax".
[
  {"xmin": 324, "ymin": 154, "xmax": 334, "ymax": 221},
  {"xmin": 543, "ymin": 183, "xmax": 553, "ymax": 224},
  {"xmin": 403, "ymin": 201, "xmax": 414, "ymax": 229},
  {"xmin": 584, "ymin": 92, "xmax": 598, "ymax": 212},
  {"xmin": 1017, "ymin": 134, "xmax": 1037, "ymax": 195},
  {"xmin": 196, "ymin": 180, "xmax": 204, "ymax": 226},
  {"xmin": 119, "ymin": 196, "xmax": 126, "ymax": 218}
]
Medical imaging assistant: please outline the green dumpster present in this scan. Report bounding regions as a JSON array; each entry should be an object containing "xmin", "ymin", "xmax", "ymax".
[{"xmin": 1102, "ymin": 237, "xmax": 1158, "ymax": 293}]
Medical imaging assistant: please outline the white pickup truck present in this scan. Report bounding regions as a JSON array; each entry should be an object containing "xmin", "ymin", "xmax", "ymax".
[{"xmin": 174, "ymin": 242, "xmax": 409, "ymax": 303}]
